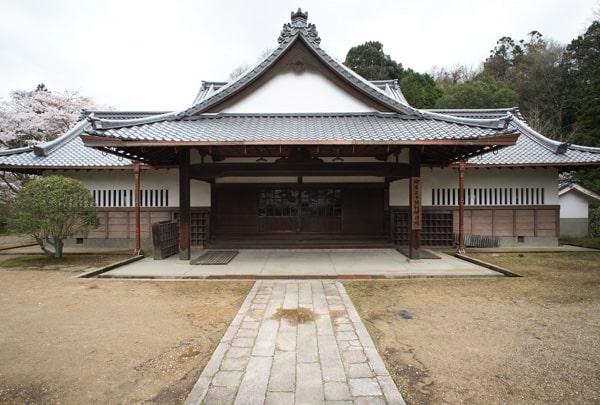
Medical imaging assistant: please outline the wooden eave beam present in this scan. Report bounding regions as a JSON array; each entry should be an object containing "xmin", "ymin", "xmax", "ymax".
[{"xmin": 189, "ymin": 162, "xmax": 411, "ymax": 178}]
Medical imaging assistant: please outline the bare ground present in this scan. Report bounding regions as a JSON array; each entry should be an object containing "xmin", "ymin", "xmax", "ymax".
[
  {"xmin": 0, "ymin": 264, "xmax": 252, "ymax": 404},
  {"xmin": 344, "ymin": 252, "xmax": 600, "ymax": 405},
  {"xmin": 1, "ymin": 246, "xmax": 599, "ymax": 405}
]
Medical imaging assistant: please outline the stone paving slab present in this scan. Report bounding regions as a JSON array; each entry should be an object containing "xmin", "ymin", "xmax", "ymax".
[{"xmin": 184, "ymin": 280, "xmax": 406, "ymax": 405}]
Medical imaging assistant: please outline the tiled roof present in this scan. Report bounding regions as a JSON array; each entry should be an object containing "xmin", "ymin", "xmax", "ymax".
[
  {"xmin": 1, "ymin": 10, "xmax": 599, "ymax": 171},
  {"xmin": 85, "ymin": 112, "xmax": 515, "ymax": 143},
  {"xmin": 431, "ymin": 109, "xmax": 600, "ymax": 167},
  {"xmin": 369, "ymin": 80, "xmax": 409, "ymax": 104},
  {"xmin": 82, "ymin": 11, "xmax": 517, "ymax": 153},
  {"xmin": 0, "ymin": 111, "xmax": 168, "ymax": 169},
  {"xmin": 558, "ymin": 183, "xmax": 600, "ymax": 201}
]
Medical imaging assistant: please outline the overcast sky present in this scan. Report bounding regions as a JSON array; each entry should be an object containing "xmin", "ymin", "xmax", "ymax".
[{"xmin": 0, "ymin": 0, "xmax": 598, "ymax": 111}]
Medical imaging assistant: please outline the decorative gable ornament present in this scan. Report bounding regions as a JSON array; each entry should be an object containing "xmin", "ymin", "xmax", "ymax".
[{"xmin": 278, "ymin": 8, "xmax": 321, "ymax": 45}]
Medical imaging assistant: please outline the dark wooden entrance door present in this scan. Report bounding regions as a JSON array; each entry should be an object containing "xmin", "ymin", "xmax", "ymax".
[{"xmin": 213, "ymin": 184, "xmax": 385, "ymax": 245}]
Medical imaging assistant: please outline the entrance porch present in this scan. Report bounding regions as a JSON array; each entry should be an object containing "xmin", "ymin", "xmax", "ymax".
[{"xmin": 95, "ymin": 248, "xmax": 503, "ymax": 279}]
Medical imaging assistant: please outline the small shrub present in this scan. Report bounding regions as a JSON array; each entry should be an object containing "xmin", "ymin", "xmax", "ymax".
[{"xmin": 9, "ymin": 176, "xmax": 99, "ymax": 258}]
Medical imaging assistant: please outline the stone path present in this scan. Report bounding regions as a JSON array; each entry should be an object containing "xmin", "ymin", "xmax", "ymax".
[{"xmin": 184, "ymin": 280, "xmax": 405, "ymax": 404}]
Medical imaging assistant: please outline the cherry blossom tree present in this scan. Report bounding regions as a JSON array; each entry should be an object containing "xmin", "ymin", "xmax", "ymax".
[
  {"xmin": 0, "ymin": 84, "xmax": 100, "ymax": 148},
  {"xmin": 0, "ymin": 84, "xmax": 105, "ymax": 202}
]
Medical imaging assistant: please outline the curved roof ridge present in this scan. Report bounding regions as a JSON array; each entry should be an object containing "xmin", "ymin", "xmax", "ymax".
[
  {"xmin": 421, "ymin": 110, "xmax": 514, "ymax": 130},
  {"xmin": 0, "ymin": 145, "xmax": 33, "ymax": 157},
  {"xmin": 429, "ymin": 107, "xmax": 522, "ymax": 117},
  {"xmin": 175, "ymin": 38, "xmax": 289, "ymax": 118},
  {"xmin": 509, "ymin": 116, "xmax": 568, "ymax": 154},
  {"xmin": 327, "ymin": 53, "xmax": 420, "ymax": 115},
  {"xmin": 87, "ymin": 110, "xmax": 179, "ymax": 130},
  {"xmin": 32, "ymin": 119, "xmax": 90, "ymax": 157},
  {"xmin": 567, "ymin": 143, "xmax": 600, "ymax": 154}
]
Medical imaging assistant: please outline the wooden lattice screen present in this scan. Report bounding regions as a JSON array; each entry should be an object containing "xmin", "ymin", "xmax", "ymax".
[{"xmin": 392, "ymin": 210, "xmax": 454, "ymax": 247}]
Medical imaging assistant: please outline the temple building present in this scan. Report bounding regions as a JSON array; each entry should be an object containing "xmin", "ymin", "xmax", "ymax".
[{"xmin": 1, "ymin": 10, "xmax": 599, "ymax": 259}]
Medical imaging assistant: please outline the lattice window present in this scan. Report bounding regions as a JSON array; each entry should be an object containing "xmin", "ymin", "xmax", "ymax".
[
  {"xmin": 301, "ymin": 189, "xmax": 342, "ymax": 217},
  {"xmin": 432, "ymin": 187, "xmax": 545, "ymax": 206},
  {"xmin": 258, "ymin": 189, "xmax": 299, "ymax": 217},
  {"xmin": 258, "ymin": 188, "xmax": 342, "ymax": 217},
  {"xmin": 92, "ymin": 189, "xmax": 169, "ymax": 207}
]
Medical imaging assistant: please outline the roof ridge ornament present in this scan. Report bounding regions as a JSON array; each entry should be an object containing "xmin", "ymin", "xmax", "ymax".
[{"xmin": 278, "ymin": 8, "xmax": 321, "ymax": 45}]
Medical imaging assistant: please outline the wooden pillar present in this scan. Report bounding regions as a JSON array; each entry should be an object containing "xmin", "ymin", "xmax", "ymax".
[
  {"xmin": 179, "ymin": 148, "xmax": 191, "ymax": 260},
  {"xmin": 133, "ymin": 162, "xmax": 144, "ymax": 256},
  {"xmin": 457, "ymin": 162, "xmax": 466, "ymax": 254},
  {"xmin": 409, "ymin": 148, "xmax": 422, "ymax": 260}
]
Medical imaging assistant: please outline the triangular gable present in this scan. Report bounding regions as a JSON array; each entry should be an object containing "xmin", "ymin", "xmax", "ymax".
[
  {"xmin": 178, "ymin": 10, "xmax": 419, "ymax": 117},
  {"xmin": 559, "ymin": 183, "xmax": 600, "ymax": 202},
  {"xmin": 219, "ymin": 58, "xmax": 379, "ymax": 114}
]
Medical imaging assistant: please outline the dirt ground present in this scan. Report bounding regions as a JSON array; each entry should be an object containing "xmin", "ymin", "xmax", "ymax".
[
  {"xmin": 1, "ymin": 245, "xmax": 599, "ymax": 405},
  {"xmin": 344, "ymin": 252, "xmax": 600, "ymax": 405},
  {"xmin": 0, "ymin": 261, "xmax": 252, "ymax": 404}
]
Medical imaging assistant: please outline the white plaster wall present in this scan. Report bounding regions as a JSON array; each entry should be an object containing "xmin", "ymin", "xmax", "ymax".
[
  {"xmin": 50, "ymin": 169, "xmax": 134, "ymax": 190},
  {"xmin": 47, "ymin": 169, "xmax": 211, "ymax": 207},
  {"xmin": 390, "ymin": 179, "xmax": 409, "ymax": 206},
  {"xmin": 220, "ymin": 70, "xmax": 376, "ymax": 113},
  {"xmin": 559, "ymin": 192, "xmax": 589, "ymax": 219},
  {"xmin": 389, "ymin": 167, "xmax": 559, "ymax": 206},
  {"xmin": 190, "ymin": 180, "xmax": 211, "ymax": 206},
  {"xmin": 462, "ymin": 167, "xmax": 559, "ymax": 204}
]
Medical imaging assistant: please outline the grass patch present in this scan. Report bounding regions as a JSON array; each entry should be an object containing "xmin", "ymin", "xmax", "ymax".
[
  {"xmin": 559, "ymin": 237, "xmax": 600, "ymax": 249},
  {"xmin": 468, "ymin": 252, "xmax": 600, "ymax": 303},
  {"xmin": 0, "ymin": 254, "xmax": 128, "ymax": 269}
]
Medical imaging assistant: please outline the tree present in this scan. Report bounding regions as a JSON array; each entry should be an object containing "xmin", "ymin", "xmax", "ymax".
[
  {"xmin": 399, "ymin": 69, "xmax": 442, "ymax": 108},
  {"xmin": 483, "ymin": 36, "xmax": 525, "ymax": 81},
  {"xmin": 505, "ymin": 35, "xmax": 566, "ymax": 139},
  {"xmin": 9, "ymin": 176, "xmax": 100, "ymax": 258},
  {"xmin": 0, "ymin": 84, "xmax": 100, "ymax": 149},
  {"xmin": 560, "ymin": 19, "xmax": 600, "ymax": 196},
  {"xmin": 0, "ymin": 84, "xmax": 103, "ymax": 202},
  {"xmin": 434, "ymin": 72, "xmax": 519, "ymax": 109},
  {"xmin": 344, "ymin": 41, "xmax": 404, "ymax": 80},
  {"xmin": 344, "ymin": 41, "xmax": 445, "ymax": 108},
  {"xmin": 431, "ymin": 65, "xmax": 479, "ymax": 91},
  {"xmin": 571, "ymin": 63, "xmax": 600, "ymax": 147},
  {"xmin": 483, "ymin": 32, "xmax": 566, "ymax": 138},
  {"xmin": 560, "ymin": 20, "xmax": 600, "ymax": 140}
]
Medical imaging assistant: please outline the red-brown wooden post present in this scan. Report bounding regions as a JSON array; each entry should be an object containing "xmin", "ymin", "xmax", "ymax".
[
  {"xmin": 457, "ymin": 161, "xmax": 466, "ymax": 254},
  {"xmin": 409, "ymin": 147, "xmax": 421, "ymax": 260},
  {"xmin": 133, "ymin": 162, "xmax": 143, "ymax": 256},
  {"xmin": 179, "ymin": 148, "xmax": 191, "ymax": 260}
]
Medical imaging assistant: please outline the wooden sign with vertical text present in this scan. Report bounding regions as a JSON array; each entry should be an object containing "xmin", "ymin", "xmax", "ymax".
[{"xmin": 411, "ymin": 176, "xmax": 422, "ymax": 230}]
